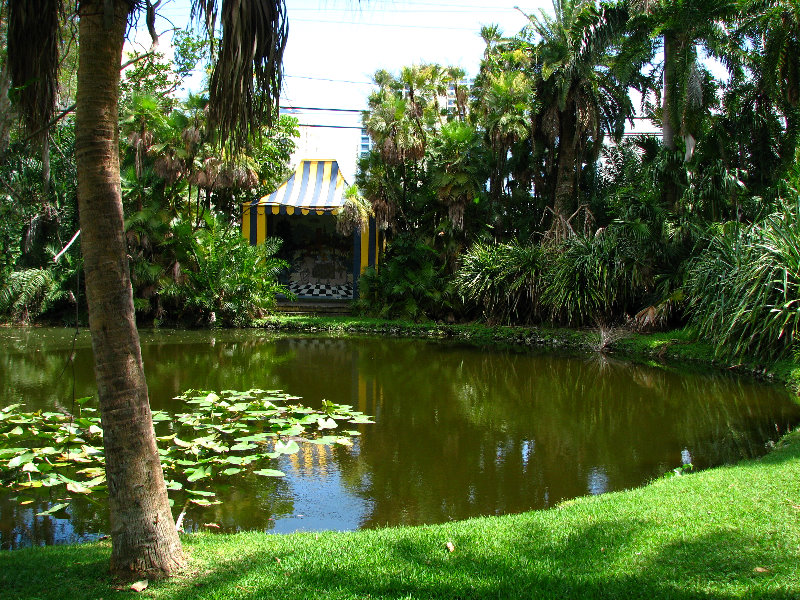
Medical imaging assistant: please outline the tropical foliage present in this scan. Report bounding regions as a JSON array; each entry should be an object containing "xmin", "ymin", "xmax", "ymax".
[
  {"xmin": 353, "ymin": 0, "xmax": 800, "ymax": 362},
  {"xmin": 2, "ymin": 0, "xmax": 800, "ymax": 364},
  {"xmin": 0, "ymin": 28, "xmax": 297, "ymax": 327}
]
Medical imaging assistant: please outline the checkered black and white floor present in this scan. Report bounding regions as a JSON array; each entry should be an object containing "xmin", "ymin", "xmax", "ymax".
[{"xmin": 287, "ymin": 282, "xmax": 354, "ymax": 299}]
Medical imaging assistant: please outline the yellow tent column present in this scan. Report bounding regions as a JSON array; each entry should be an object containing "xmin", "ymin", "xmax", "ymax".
[
  {"xmin": 256, "ymin": 206, "xmax": 266, "ymax": 244},
  {"xmin": 360, "ymin": 220, "xmax": 370, "ymax": 274},
  {"xmin": 242, "ymin": 205, "xmax": 251, "ymax": 242}
]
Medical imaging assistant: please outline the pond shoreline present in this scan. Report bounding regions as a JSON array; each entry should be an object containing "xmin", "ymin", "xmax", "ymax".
[
  {"xmin": 3, "ymin": 428, "xmax": 799, "ymax": 598},
  {"xmin": 257, "ymin": 315, "xmax": 800, "ymax": 395}
]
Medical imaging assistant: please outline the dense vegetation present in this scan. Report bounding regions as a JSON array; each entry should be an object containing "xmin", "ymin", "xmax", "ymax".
[
  {"xmin": 0, "ymin": 27, "xmax": 297, "ymax": 327},
  {"xmin": 356, "ymin": 0, "xmax": 800, "ymax": 365},
  {"xmin": 2, "ymin": 0, "xmax": 800, "ymax": 364}
]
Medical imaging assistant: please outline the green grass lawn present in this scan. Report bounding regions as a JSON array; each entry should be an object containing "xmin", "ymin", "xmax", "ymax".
[{"xmin": 3, "ymin": 430, "xmax": 800, "ymax": 599}]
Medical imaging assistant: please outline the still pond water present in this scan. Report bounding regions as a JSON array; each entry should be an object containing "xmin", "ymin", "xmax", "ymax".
[{"xmin": 2, "ymin": 327, "xmax": 799, "ymax": 550}]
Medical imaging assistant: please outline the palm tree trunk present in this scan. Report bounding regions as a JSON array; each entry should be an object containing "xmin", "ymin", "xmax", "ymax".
[
  {"xmin": 553, "ymin": 108, "xmax": 577, "ymax": 226},
  {"xmin": 76, "ymin": 0, "xmax": 183, "ymax": 578},
  {"xmin": 661, "ymin": 31, "xmax": 680, "ymax": 209},
  {"xmin": 662, "ymin": 32, "xmax": 677, "ymax": 152}
]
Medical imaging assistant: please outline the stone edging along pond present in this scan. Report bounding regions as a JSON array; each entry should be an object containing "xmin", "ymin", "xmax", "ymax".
[{"xmin": 256, "ymin": 315, "xmax": 800, "ymax": 395}]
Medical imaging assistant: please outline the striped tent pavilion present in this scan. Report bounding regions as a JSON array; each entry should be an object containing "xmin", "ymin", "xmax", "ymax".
[{"xmin": 242, "ymin": 159, "xmax": 381, "ymax": 298}]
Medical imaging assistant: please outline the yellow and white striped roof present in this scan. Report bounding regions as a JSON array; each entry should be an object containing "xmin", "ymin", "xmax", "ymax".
[{"xmin": 250, "ymin": 159, "xmax": 348, "ymax": 212}]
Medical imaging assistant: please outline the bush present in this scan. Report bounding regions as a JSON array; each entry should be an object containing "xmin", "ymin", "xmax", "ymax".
[
  {"xmin": 687, "ymin": 202, "xmax": 800, "ymax": 362},
  {"xmin": 454, "ymin": 240, "xmax": 545, "ymax": 323},
  {"xmin": 357, "ymin": 235, "xmax": 454, "ymax": 321},
  {"xmin": 159, "ymin": 215, "xmax": 289, "ymax": 327}
]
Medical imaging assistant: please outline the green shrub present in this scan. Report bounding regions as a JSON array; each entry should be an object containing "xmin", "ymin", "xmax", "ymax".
[
  {"xmin": 454, "ymin": 240, "xmax": 545, "ymax": 323},
  {"xmin": 687, "ymin": 202, "xmax": 800, "ymax": 362},
  {"xmin": 160, "ymin": 215, "xmax": 289, "ymax": 327},
  {"xmin": 357, "ymin": 235, "xmax": 454, "ymax": 321},
  {"xmin": 542, "ymin": 227, "xmax": 655, "ymax": 327}
]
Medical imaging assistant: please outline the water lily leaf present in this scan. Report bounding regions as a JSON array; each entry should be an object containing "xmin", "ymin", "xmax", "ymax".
[
  {"xmin": 0, "ymin": 448, "xmax": 27, "ymax": 457},
  {"xmin": 348, "ymin": 415, "xmax": 375, "ymax": 424},
  {"xmin": 317, "ymin": 418, "xmax": 338, "ymax": 430},
  {"xmin": 281, "ymin": 424, "xmax": 304, "ymax": 437},
  {"xmin": 274, "ymin": 440, "xmax": 299, "ymax": 455},
  {"xmin": 172, "ymin": 437, "xmax": 192, "ymax": 448},
  {"xmin": 205, "ymin": 392, "xmax": 220, "ymax": 403},
  {"xmin": 335, "ymin": 438, "xmax": 353, "ymax": 446},
  {"xmin": 189, "ymin": 498, "xmax": 220, "ymax": 506},
  {"xmin": 187, "ymin": 489, "xmax": 216, "ymax": 497},
  {"xmin": 306, "ymin": 436, "xmax": 338, "ymax": 445},
  {"xmin": 221, "ymin": 467, "xmax": 242, "ymax": 476},
  {"xmin": 8, "ymin": 452, "xmax": 34, "ymax": 469},
  {"xmin": 186, "ymin": 465, "xmax": 212, "ymax": 482},
  {"xmin": 36, "ymin": 503, "xmax": 70, "ymax": 517},
  {"xmin": 22, "ymin": 462, "xmax": 40, "ymax": 473},
  {"xmin": 66, "ymin": 480, "xmax": 90, "ymax": 494},
  {"xmin": 165, "ymin": 480, "xmax": 183, "ymax": 490},
  {"xmin": 7, "ymin": 426, "xmax": 24, "ymax": 436},
  {"xmin": 253, "ymin": 469, "xmax": 285, "ymax": 477},
  {"xmin": 230, "ymin": 442, "xmax": 258, "ymax": 452}
]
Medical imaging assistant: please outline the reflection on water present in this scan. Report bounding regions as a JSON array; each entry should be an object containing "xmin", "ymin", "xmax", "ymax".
[{"xmin": 2, "ymin": 328, "xmax": 799, "ymax": 549}]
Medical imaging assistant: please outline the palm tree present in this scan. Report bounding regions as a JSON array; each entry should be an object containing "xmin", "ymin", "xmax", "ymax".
[
  {"xmin": 525, "ymin": 0, "xmax": 634, "ymax": 234},
  {"xmin": 741, "ymin": 0, "xmax": 800, "ymax": 174},
  {"xmin": 7, "ymin": 0, "xmax": 287, "ymax": 579},
  {"xmin": 629, "ymin": 0, "xmax": 738, "ymax": 207}
]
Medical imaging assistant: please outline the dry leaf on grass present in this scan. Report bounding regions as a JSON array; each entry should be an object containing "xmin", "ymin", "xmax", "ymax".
[{"xmin": 130, "ymin": 580, "xmax": 148, "ymax": 592}]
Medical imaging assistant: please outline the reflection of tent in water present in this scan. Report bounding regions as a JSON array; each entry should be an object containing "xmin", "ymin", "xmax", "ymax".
[{"xmin": 241, "ymin": 159, "xmax": 381, "ymax": 299}]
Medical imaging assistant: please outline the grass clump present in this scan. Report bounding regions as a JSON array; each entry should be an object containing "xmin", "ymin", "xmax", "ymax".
[{"xmin": 3, "ymin": 430, "xmax": 800, "ymax": 599}]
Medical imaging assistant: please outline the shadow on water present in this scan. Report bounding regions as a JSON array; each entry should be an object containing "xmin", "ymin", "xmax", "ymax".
[{"xmin": 1, "ymin": 328, "xmax": 799, "ymax": 549}]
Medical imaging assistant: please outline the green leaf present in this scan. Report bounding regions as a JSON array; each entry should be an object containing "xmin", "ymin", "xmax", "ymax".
[
  {"xmin": 230, "ymin": 442, "xmax": 258, "ymax": 451},
  {"xmin": 274, "ymin": 440, "xmax": 299, "ymax": 455},
  {"xmin": 189, "ymin": 498, "xmax": 220, "ymax": 506},
  {"xmin": 253, "ymin": 469, "xmax": 285, "ymax": 477},
  {"xmin": 8, "ymin": 452, "xmax": 34, "ymax": 469},
  {"xmin": 36, "ymin": 503, "xmax": 70, "ymax": 517},
  {"xmin": 187, "ymin": 489, "xmax": 216, "ymax": 497},
  {"xmin": 186, "ymin": 465, "xmax": 212, "ymax": 482},
  {"xmin": 221, "ymin": 467, "xmax": 242, "ymax": 476}
]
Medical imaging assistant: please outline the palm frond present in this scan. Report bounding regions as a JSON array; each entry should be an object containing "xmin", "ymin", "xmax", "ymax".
[
  {"xmin": 192, "ymin": 0, "xmax": 288, "ymax": 151},
  {"xmin": 7, "ymin": 0, "xmax": 63, "ymax": 138}
]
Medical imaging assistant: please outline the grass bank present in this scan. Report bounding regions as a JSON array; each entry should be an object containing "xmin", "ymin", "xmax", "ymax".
[
  {"xmin": 257, "ymin": 315, "xmax": 800, "ymax": 392},
  {"xmin": 3, "ymin": 429, "xmax": 800, "ymax": 599}
]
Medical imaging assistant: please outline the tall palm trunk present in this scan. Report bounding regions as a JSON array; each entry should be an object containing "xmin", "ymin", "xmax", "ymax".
[
  {"xmin": 76, "ymin": 0, "xmax": 183, "ymax": 578},
  {"xmin": 553, "ymin": 107, "xmax": 577, "ymax": 225},
  {"xmin": 660, "ymin": 31, "xmax": 682, "ymax": 210},
  {"xmin": 661, "ymin": 31, "xmax": 677, "ymax": 152}
]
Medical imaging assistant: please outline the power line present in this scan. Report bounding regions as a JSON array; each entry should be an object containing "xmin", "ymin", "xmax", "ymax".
[
  {"xmin": 285, "ymin": 74, "xmax": 373, "ymax": 85},
  {"xmin": 283, "ymin": 106, "xmax": 364, "ymax": 113},
  {"xmin": 297, "ymin": 123, "xmax": 364, "ymax": 130},
  {"xmin": 292, "ymin": 18, "xmax": 484, "ymax": 31}
]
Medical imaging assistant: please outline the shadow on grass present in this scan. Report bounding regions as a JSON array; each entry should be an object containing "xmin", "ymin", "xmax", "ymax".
[
  {"xmin": 2, "ymin": 512, "xmax": 797, "ymax": 600},
  {"xmin": 0, "ymin": 540, "xmax": 113, "ymax": 600},
  {"xmin": 163, "ymin": 518, "xmax": 798, "ymax": 600}
]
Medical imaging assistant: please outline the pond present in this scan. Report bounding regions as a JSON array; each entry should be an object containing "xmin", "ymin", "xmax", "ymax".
[{"xmin": 2, "ymin": 327, "xmax": 799, "ymax": 550}]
